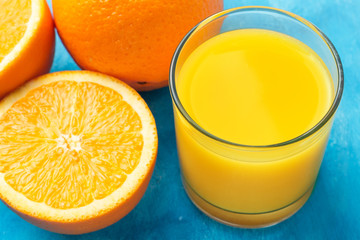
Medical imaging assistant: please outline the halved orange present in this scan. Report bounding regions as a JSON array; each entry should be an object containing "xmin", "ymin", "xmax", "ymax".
[
  {"xmin": 0, "ymin": 71, "xmax": 158, "ymax": 234},
  {"xmin": 0, "ymin": 0, "xmax": 54, "ymax": 97}
]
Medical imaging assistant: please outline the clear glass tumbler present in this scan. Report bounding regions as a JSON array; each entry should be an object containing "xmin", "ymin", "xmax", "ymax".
[{"xmin": 169, "ymin": 7, "xmax": 343, "ymax": 228}]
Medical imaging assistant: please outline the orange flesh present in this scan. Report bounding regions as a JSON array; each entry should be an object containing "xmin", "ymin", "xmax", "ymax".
[
  {"xmin": 0, "ymin": 0, "xmax": 31, "ymax": 62},
  {"xmin": 0, "ymin": 81, "xmax": 144, "ymax": 209}
]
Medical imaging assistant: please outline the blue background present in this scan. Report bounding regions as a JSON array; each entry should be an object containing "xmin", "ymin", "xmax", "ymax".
[{"xmin": 1, "ymin": 0, "xmax": 359, "ymax": 239}]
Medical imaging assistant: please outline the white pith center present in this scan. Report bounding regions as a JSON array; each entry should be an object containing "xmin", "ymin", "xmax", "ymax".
[{"xmin": 56, "ymin": 134, "xmax": 82, "ymax": 152}]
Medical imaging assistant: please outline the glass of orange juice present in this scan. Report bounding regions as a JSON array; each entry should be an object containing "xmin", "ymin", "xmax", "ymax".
[{"xmin": 169, "ymin": 6, "xmax": 343, "ymax": 228}]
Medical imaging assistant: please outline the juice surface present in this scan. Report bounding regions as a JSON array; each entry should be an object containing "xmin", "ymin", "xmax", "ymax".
[
  {"xmin": 175, "ymin": 29, "xmax": 335, "ymax": 216},
  {"xmin": 177, "ymin": 29, "xmax": 334, "ymax": 146}
]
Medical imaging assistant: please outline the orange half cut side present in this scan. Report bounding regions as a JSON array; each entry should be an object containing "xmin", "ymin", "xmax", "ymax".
[
  {"xmin": 0, "ymin": 71, "xmax": 158, "ymax": 234},
  {"xmin": 0, "ymin": 0, "xmax": 54, "ymax": 97}
]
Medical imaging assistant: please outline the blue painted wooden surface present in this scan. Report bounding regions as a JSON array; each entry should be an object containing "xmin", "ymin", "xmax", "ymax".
[{"xmin": 1, "ymin": 0, "xmax": 359, "ymax": 239}]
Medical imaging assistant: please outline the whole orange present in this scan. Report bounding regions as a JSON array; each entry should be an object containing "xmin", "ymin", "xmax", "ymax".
[{"xmin": 52, "ymin": 0, "xmax": 223, "ymax": 91}]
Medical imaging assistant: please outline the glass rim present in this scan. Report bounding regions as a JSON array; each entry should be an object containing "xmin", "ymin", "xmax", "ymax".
[{"xmin": 169, "ymin": 6, "xmax": 344, "ymax": 149}]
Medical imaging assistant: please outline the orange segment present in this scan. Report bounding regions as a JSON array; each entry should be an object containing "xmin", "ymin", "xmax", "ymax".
[
  {"xmin": 0, "ymin": 0, "xmax": 31, "ymax": 62},
  {"xmin": 0, "ymin": 71, "xmax": 157, "ymax": 234}
]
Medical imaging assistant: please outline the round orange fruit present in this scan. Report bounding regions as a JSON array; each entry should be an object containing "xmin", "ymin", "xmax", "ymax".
[
  {"xmin": 52, "ymin": 0, "xmax": 223, "ymax": 91},
  {"xmin": 0, "ymin": 71, "xmax": 158, "ymax": 234},
  {"xmin": 0, "ymin": 0, "xmax": 54, "ymax": 98}
]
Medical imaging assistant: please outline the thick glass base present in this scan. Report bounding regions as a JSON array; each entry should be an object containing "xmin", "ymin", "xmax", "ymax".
[{"xmin": 183, "ymin": 178, "xmax": 313, "ymax": 228}]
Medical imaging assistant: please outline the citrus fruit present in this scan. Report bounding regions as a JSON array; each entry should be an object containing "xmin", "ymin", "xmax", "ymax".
[
  {"xmin": 52, "ymin": 0, "xmax": 223, "ymax": 91},
  {"xmin": 0, "ymin": 0, "xmax": 55, "ymax": 97},
  {"xmin": 0, "ymin": 71, "xmax": 158, "ymax": 234}
]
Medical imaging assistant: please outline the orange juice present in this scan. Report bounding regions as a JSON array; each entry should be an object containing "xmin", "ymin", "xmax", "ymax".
[{"xmin": 174, "ymin": 29, "xmax": 335, "ymax": 226}]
